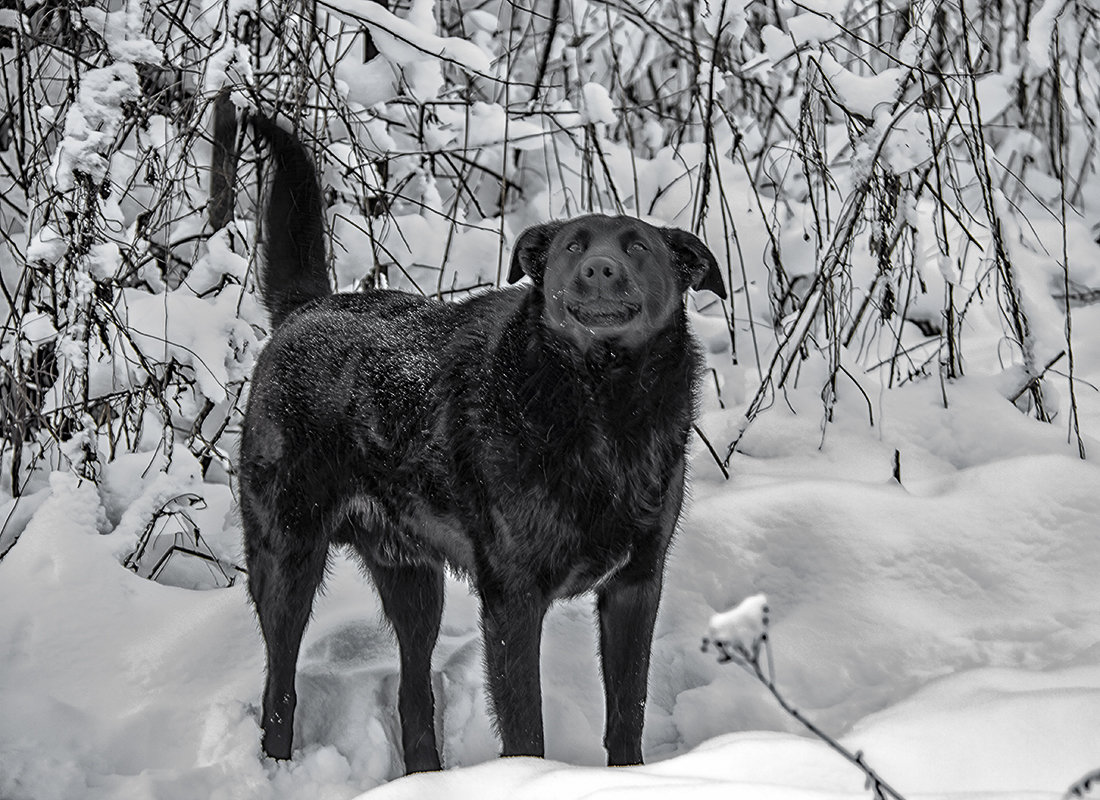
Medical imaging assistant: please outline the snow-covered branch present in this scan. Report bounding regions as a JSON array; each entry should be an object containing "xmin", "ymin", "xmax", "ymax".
[{"xmin": 704, "ymin": 596, "xmax": 909, "ymax": 800}]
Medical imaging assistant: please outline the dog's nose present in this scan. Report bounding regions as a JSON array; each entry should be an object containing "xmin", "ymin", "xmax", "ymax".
[{"xmin": 577, "ymin": 256, "xmax": 623, "ymax": 292}]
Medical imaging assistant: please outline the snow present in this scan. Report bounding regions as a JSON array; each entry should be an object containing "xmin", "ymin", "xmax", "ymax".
[
  {"xmin": 183, "ymin": 225, "xmax": 251, "ymax": 296},
  {"xmin": 358, "ymin": 670, "xmax": 1100, "ymax": 799},
  {"xmin": 698, "ymin": 0, "xmax": 754, "ymax": 42},
  {"xmin": 1026, "ymin": 0, "xmax": 1068, "ymax": 73},
  {"xmin": 642, "ymin": 119, "xmax": 664, "ymax": 150},
  {"xmin": 0, "ymin": 8, "xmax": 28, "ymax": 32},
  {"xmin": 796, "ymin": 0, "xmax": 848, "ymax": 16},
  {"xmin": 203, "ymin": 31, "xmax": 247, "ymax": 94},
  {"xmin": 320, "ymin": 0, "xmax": 491, "ymax": 78},
  {"xmin": 845, "ymin": 667, "xmax": 1100, "ymax": 794},
  {"xmin": 46, "ymin": 0, "xmax": 163, "ymax": 192},
  {"xmin": 1, "ymin": 358, "xmax": 1098, "ymax": 799},
  {"xmin": 323, "ymin": 0, "xmax": 492, "ymax": 105},
  {"xmin": 16, "ymin": 310, "xmax": 57, "ymax": 346},
  {"xmin": 786, "ymin": 13, "xmax": 841, "ymax": 48},
  {"xmin": 814, "ymin": 51, "xmax": 903, "ymax": 119},
  {"xmin": 976, "ymin": 67, "xmax": 1022, "ymax": 123},
  {"xmin": 331, "ymin": 208, "xmax": 506, "ymax": 294},
  {"xmin": 4, "ymin": 0, "xmax": 1100, "ymax": 796},
  {"xmin": 50, "ymin": 63, "xmax": 142, "ymax": 191},
  {"xmin": 25, "ymin": 226, "xmax": 67, "ymax": 265},
  {"xmin": 703, "ymin": 593, "xmax": 768, "ymax": 663},
  {"xmin": 579, "ymin": 82, "xmax": 618, "ymax": 127},
  {"xmin": 463, "ymin": 9, "xmax": 497, "ymax": 34},
  {"xmin": 111, "ymin": 287, "xmax": 258, "ymax": 404},
  {"xmin": 81, "ymin": 0, "xmax": 163, "ymax": 66},
  {"xmin": 434, "ymin": 102, "xmax": 547, "ymax": 151}
]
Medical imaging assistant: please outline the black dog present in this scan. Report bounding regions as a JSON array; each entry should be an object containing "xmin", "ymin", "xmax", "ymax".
[{"xmin": 239, "ymin": 120, "xmax": 725, "ymax": 772}]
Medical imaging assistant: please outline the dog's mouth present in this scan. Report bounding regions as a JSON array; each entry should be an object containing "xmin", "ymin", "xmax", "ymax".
[{"xmin": 565, "ymin": 300, "xmax": 642, "ymax": 328}]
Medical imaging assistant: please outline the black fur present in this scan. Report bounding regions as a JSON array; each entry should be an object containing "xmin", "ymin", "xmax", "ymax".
[
  {"xmin": 251, "ymin": 116, "xmax": 332, "ymax": 326},
  {"xmin": 240, "ymin": 120, "xmax": 726, "ymax": 772}
]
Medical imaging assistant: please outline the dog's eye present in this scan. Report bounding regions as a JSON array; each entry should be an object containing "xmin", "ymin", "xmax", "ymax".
[
  {"xmin": 566, "ymin": 241, "xmax": 582, "ymax": 253},
  {"xmin": 628, "ymin": 241, "xmax": 648, "ymax": 254}
]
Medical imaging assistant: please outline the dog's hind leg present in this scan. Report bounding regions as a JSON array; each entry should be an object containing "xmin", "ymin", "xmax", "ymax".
[
  {"xmin": 246, "ymin": 526, "xmax": 328, "ymax": 760},
  {"xmin": 363, "ymin": 556, "xmax": 445, "ymax": 773}
]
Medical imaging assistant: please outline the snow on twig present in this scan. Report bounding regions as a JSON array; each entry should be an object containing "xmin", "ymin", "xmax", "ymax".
[
  {"xmin": 1066, "ymin": 768, "xmax": 1100, "ymax": 799},
  {"xmin": 703, "ymin": 596, "xmax": 909, "ymax": 800}
]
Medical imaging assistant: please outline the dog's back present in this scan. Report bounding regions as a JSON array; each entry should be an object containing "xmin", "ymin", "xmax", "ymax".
[{"xmin": 247, "ymin": 121, "xmax": 500, "ymax": 540}]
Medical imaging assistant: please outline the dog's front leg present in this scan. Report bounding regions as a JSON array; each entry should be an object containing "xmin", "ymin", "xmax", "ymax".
[
  {"xmin": 598, "ymin": 459, "xmax": 684, "ymax": 765},
  {"xmin": 597, "ymin": 570, "xmax": 664, "ymax": 766},
  {"xmin": 479, "ymin": 586, "xmax": 549, "ymax": 758}
]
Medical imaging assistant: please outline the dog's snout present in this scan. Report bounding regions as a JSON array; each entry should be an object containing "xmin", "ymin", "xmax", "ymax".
[{"xmin": 577, "ymin": 256, "xmax": 624, "ymax": 292}]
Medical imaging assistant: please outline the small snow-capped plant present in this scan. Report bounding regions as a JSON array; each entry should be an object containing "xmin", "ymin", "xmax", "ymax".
[
  {"xmin": 702, "ymin": 592, "xmax": 770, "ymax": 667},
  {"xmin": 1066, "ymin": 768, "xmax": 1100, "ymax": 799},
  {"xmin": 122, "ymin": 489, "xmax": 242, "ymax": 589},
  {"xmin": 703, "ymin": 596, "xmax": 908, "ymax": 800}
]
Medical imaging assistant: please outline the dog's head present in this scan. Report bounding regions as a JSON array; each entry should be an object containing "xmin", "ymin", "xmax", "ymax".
[{"xmin": 508, "ymin": 215, "xmax": 725, "ymax": 351}]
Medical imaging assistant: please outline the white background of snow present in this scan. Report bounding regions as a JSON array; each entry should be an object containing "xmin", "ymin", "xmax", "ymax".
[
  {"xmin": 4, "ymin": 1, "xmax": 1100, "ymax": 799},
  {"xmin": 814, "ymin": 51, "xmax": 903, "ymax": 119},
  {"xmin": 324, "ymin": 0, "xmax": 489, "ymax": 103},
  {"xmin": 579, "ymin": 83, "xmax": 618, "ymax": 126},
  {"xmin": 111, "ymin": 286, "xmax": 258, "ymax": 404},
  {"xmin": 9, "ymin": 53, "xmax": 1100, "ymax": 795},
  {"xmin": 2, "ymin": 349, "xmax": 1099, "ymax": 799}
]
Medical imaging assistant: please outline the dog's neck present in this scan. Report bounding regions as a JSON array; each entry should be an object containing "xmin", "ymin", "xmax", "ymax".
[
  {"xmin": 539, "ymin": 313, "xmax": 695, "ymax": 406},
  {"xmin": 573, "ymin": 331, "xmax": 674, "ymax": 378}
]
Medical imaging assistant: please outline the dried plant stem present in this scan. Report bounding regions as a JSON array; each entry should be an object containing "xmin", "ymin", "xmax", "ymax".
[
  {"xmin": 705, "ymin": 620, "xmax": 908, "ymax": 800},
  {"xmin": 1065, "ymin": 768, "xmax": 1100, "ymax": 799},
  {"xmin": 724, "ymin": 181, "xmax": 869, "ymax": 464}
]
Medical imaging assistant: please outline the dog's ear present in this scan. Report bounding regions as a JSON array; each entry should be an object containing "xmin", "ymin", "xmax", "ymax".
[
  {"xmin": 662, "ymin": 229, "xmax": 726, "ymax": 299},
  {"xmin": 508, "ymin": 222, "xmax": 563, "ymax": 285}
]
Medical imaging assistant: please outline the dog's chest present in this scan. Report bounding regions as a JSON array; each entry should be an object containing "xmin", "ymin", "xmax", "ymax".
[{"xmin": 492, "ymin": 451, "xmax": 669, "ymax": 596}]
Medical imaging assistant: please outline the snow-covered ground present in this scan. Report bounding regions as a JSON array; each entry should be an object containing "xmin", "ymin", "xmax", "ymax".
[
  {"xmin": 5, "ymin": 0, "xmax": 1100, "ymax": 794},
  {"xmin": 2, "ymin": 302, "xmax": 1099, "ymax": 800}
]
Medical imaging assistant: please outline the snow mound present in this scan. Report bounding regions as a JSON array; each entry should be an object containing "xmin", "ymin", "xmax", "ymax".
[
  {"xmin": 359, "ymin": 664, "xmax": 1100, "ymax": 798},
  {"xmin": 0, "ymin": 376, "xmax": 1097, "ymax": 799}
]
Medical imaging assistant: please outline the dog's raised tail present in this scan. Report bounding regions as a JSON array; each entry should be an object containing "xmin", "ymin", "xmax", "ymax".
[{"xmin": 252, "ymin": 116, "xmax": 332, "ymax": 328}]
